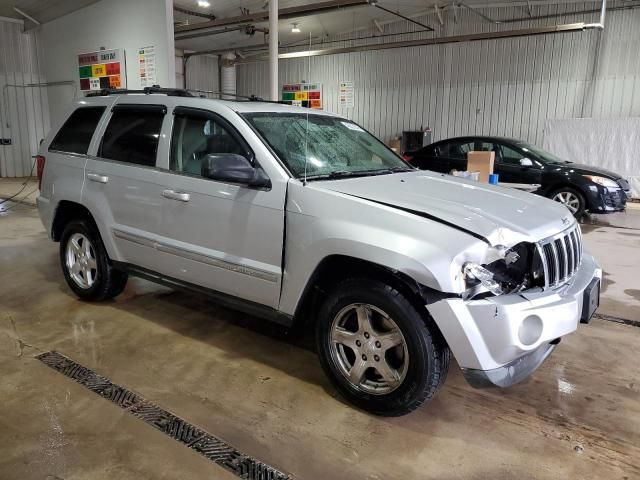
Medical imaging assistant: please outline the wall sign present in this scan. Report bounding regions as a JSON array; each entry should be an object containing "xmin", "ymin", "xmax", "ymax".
[
  {"xmin": 138, "ymin": 45, "xmax": 157, "ymax": 87},
  {"xmin": 281, "ymin": 82, "xmax": 322, "ymax": 109},
  {"xmin": 78, "ymin": 49, "xmax": 125, "ymax": 91},
  {"xmin": 339, "ymin": 81, "xmax": 354, "ymax": 108}
]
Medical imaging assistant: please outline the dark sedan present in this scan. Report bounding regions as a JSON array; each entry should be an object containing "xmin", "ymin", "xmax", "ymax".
[{"xmin": 403, "ymin": 136, "xmax": 630, "ymax": 217}]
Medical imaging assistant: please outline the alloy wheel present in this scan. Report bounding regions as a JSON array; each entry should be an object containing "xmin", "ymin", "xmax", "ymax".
[
  {"xmin": 329, "ymin": 303, "xmax": 409, "ymax": 395},
  {"xmin": 65, "ymin": 233, "xmax": 98, "ymax": 289},
  {"xmin": 552, "ymin": 191, "xmax": 580, "ymax": 214}
]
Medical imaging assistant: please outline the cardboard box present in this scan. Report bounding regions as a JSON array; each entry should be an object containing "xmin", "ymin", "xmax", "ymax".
[
  {"xmin": 467, "ymin": 151, "xmax": 495, "ymax": 183},
  {"xmin": 388, "ymin": 137, "xmax": 401, "ymax": 153}
]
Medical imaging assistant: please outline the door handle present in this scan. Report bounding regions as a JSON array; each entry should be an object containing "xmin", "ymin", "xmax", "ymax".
[
  {"xmin": 87, "ymin": 173, "xmax": 109, "ymax": 184},
  {"xmin": 162, "ymin": 189, "xmax": 190, "ymax": 202}
]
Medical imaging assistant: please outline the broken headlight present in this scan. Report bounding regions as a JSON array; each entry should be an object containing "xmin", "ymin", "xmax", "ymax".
[{"xmin": 464, "ymin": 243, "xmax": 536, "ymax": 297}]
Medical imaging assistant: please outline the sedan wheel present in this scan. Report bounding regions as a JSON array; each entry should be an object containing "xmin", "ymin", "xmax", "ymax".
[
  {"xmin": 552, "ymin": 191, "xmax": 580, "ymax": 213},
  {"xmin": 330, "ymin": 303, "xmax": 409, "ymax": 395},
  {"xmin": 551, "ymin": 188, "xmax": 585, "ymax": 217}
]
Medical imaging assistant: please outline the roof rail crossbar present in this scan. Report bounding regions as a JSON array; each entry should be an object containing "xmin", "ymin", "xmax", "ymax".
[
  {"xmin": 186, "ymin": 89, "xmax": 289, "ymax": 104},
  {"xmin": 86, "ymin": 85, "xmax": 194, "ymax": 97}
]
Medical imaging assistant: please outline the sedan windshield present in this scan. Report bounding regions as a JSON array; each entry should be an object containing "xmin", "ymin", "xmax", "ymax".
[
  {"xmin": 515, "ymin": 141, "xmax": 570, "ymax": 164},
  {"xmin": 243, "ymin": 112, "xmax": 412, "ymax": 180}
]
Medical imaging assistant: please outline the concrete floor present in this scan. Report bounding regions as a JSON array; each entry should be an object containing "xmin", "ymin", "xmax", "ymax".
[{"xmin": 1, "ymin": 196, "xmax": 639, "ymax": 480}]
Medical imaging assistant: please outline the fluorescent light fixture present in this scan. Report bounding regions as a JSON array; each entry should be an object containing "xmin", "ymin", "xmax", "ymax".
[
  {"xmin": 291, "ymin": 23, "xmax": 301, "ymax": 33},
  {"xmin": 198, "ymin": 0, "xmax": 210, "ymax": 7}
]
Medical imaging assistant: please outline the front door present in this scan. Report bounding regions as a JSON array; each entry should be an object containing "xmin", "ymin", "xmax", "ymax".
[
  {"xmin": 154, "ymin": 106, "xmax": 286, "ymax": 309},
  {"xmin": 494, "ymin": 143, "xmax": 543, "ymax": 185}
]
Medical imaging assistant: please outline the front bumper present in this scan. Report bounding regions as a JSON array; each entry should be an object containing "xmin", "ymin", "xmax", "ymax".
[
  {"xmin": 587, "ymin": 185, "xmax": 628, "ymax": 212},
  {"xmin": 427, "ymin": 252, "xmax": 601, "ymax": 388}
]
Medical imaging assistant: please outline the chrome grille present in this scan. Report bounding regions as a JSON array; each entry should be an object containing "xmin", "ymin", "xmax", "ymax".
[{"xmin": 536, "ymin": 225, "xmax": 583, "ymax": 288}]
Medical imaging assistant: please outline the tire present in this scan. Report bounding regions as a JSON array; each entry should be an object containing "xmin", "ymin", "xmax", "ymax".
[
  {"xmin": 549, "ymin": 187, "xmax": 586, "ymax": 218},
  {"xmin": 316, "ymin": 278, "xmax": 450, "ymax": 416},
  {"xmin": 60, "ymin": 219, "xmax": 128, "ymax": 301}
]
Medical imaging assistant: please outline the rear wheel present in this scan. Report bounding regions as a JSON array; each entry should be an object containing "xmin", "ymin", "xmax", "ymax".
[
  {"xmin": 60, "ymin": 220, "xmax": 128, "ymax": 301},
  {"xmin": 550, "ymin": 187, "xmax": 586, "ymax": 218},
  {"xmin": 316, "ymin": 278, "xmax": 449, "ymax": 416}
]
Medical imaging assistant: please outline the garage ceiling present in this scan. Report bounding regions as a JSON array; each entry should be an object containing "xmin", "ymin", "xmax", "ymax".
[
  {"xmin": 173, "ymin": 0, "xmax": 451, "ymax": 52},
  {"xmin": 173, "ymin": 0, "xmax": 598, "ymax": 53},
  {"xmin": 0, "ymin": 0, "xmax": 100, "ymax": 23}
]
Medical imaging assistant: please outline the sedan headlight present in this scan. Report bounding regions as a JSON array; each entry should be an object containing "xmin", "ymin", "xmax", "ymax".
[{"xmin": 583, "ymin": 175, "xmax": 619, "ymax": 188}]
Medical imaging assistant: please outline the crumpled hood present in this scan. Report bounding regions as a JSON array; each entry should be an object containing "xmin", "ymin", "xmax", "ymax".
[{"xmin": 315, "ymin": 170, "xmax": 574, "ymax": 245}]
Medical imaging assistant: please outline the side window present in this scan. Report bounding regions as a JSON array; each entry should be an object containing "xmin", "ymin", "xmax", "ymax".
[
  {"xmin": 447, "ymin": 141, "xmax": 474, "ymax": 159},
  {"xmin": 500, "ymin": 145, "xmax": 526, "ymax": 165},
  {"xmin": 170, "ymin": 112, "xmax": 246, "ymax": 177},
  {"xmin": 476, "ymin": 141, "xmax": 502, "ymax": 162},
  {"xmin": 99, "ymin": 105, "xmax": 166, "ymax": 167},
  {"xmin": 49, "ymin": 106, "xmax": 106, "ymax": 154}
]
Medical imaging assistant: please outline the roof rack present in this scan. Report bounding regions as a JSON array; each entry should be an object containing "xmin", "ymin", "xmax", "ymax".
[
  {"xmin": 185, "ymin": 89, "xmax": 289, "ymax": 104},
  {"xmin": 86, "ymin": 85, "xmax": 194, "ymax": 97},
  {"xmin": 85, "ymin": 85, "xmax": 290, "ymax": 105}
]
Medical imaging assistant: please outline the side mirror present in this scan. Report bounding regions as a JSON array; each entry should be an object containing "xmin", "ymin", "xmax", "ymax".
[
  {"xmin": 520, "ymin": 157, "xmax": 533, "ymax": 167},
  {"xmin": 201, "ymin": 153, "xmax": 271, "ymax": 188}
]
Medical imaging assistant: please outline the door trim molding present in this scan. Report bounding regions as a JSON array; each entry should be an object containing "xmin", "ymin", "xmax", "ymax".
[
  {"xmin": 112, "ymin": 227, "xmax": 279, "ymax": 283},
  {"xmin": 112, "ymin": 261, "xmax": 293, "ymax": 327}
]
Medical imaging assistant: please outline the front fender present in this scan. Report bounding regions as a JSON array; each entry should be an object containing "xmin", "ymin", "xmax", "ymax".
[{"xmin": 278, "ymin": 182, "xmax": 487, "ymax": 316}]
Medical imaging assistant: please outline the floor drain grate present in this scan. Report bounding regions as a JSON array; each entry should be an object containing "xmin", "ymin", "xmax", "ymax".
[
  {"xmin": 37, "ymin": 351, "xmax": 291, "ymax": 480},
  {"xmin": 593, "ymin": 312, "xmax": 640, "ymax": 328}
]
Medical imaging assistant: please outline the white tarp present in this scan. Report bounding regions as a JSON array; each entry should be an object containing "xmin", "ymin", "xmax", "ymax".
[{"xmin": 543, "ymin": 118, "xmax": 640, "ymax": 199}]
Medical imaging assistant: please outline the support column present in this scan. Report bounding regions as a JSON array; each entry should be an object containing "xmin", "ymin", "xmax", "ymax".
[
  {"xmin": 268, "ymin": 0, "xmax": 278, "ymax": 101},
  {"xmin": 220, "ymin": 52, "xmax": 236, "ymax": 99}
]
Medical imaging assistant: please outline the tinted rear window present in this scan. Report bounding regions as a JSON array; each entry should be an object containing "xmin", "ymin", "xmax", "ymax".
[
  {"xmin": 49, "ymin": 106, "xmax": 106, "ymax": 154},
  {"xmin": 99, "ymin": 105, "xmax": 165, "ymax": 167}
]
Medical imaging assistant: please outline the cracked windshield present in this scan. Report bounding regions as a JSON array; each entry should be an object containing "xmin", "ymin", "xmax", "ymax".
[{"xmin": 244, "ymin": 113, "xmax": 411, "ymax": 180}]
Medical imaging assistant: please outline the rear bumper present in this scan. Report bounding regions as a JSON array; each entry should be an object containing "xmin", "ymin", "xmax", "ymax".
[
  {"xmin": 427, "ymin": 252, "xmax": 601, "ymax": 388},
  {"xmin": 36, "ymin": 195, "xmax": 53, "ymax": 239}
]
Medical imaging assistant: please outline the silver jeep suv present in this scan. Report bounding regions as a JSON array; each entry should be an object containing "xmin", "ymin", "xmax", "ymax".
[{"xmin": 36, "ymin": 88, "xmax": 601, "ymax": 416}]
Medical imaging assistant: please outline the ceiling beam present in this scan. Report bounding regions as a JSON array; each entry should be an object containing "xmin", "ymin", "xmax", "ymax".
[
  {"xmin": 174, "ymin": 0, "xmax": 369, "ymax": 33},
  {"xmin": 234, "ymin": 22, "xmax": 602, "ymax": 63},
  {"xmin": 173, "ymin": 5, "xmax": 216, "ymax": 20}
]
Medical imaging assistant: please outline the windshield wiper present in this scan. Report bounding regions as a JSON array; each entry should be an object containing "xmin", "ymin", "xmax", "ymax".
[
  {"xmin": 305, "ymin": 170, "xmax": 365, "ymax": 181},
  {"xmin": 305, "ymin": 167, "xmax": 413, "ymax": 181}
]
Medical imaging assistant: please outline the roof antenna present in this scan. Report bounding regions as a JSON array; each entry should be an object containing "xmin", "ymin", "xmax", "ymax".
[{"xmin": 303, "ymin": 31, "xmax": 312, "ymax": 186}]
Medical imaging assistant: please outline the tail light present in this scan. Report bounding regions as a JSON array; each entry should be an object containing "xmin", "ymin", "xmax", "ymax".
[
  {"xmin": 402, "ymin": 154, "xmax": 413, "ymax": 163},
  {"xmin": 35, "ymin": 155, "xmax": 46, "ymax": 190}
]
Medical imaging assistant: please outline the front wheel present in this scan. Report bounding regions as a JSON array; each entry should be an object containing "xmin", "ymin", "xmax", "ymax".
[
  {"xmin": 550, "ymin": 187, "xmax": 586, "ymax": 218},
  {"xmin": 316, "ymin": 278, "xmax": 449, "ymax": 416}
]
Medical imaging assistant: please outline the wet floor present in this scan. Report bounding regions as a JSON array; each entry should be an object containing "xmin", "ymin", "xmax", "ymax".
[
  {"xmin": 0, "ymin": 201, "xmax": 639, "ymax": 479},
  {"xmin": 582, "ymin": 206, "xmax": 640, "ymax": 231}
]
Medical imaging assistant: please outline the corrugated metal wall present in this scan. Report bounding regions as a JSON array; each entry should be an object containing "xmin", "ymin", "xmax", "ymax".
[
  {"xmin": 237, "ymin": 1, "xmax": 640, "ymax": 145},
  {"xmin": 0, "ymin": 20, "xmax": 51, "ymax": 178},
  {"xmin": 185, "ymin": 54, "xmax": 219, "ymax": 95}
]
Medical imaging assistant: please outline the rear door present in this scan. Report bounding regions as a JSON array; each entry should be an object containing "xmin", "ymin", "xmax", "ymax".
[
  {"xmin": 82, "ymin": 101, "xmax": 169, "ymax": 269},
  {"xmin": 152, "ymin": 105, "xmax": 286, "ymax": 308},
  {"xmin": 444, "ymin": 139, "xmax": 475, "ymax": 172},
  {"xmin": 43, "ymin": 103, "xmax": 110, "ymax": 213}
]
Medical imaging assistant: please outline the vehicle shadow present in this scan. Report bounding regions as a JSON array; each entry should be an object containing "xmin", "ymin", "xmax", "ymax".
[{"xmin": 102, "ymin": 276, "xmax": 339, "ymax": 393}]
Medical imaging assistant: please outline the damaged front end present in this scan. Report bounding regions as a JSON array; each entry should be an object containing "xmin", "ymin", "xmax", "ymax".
[{"xmin": 462, "ymin": 242, "xmax": 543, "ymax": 299}]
